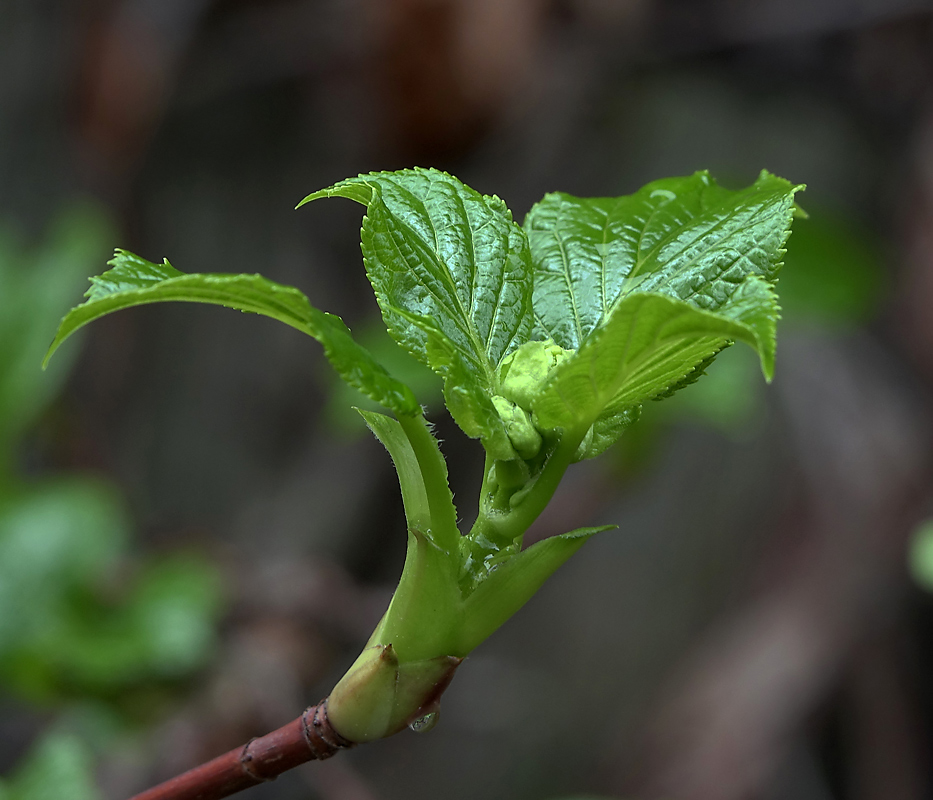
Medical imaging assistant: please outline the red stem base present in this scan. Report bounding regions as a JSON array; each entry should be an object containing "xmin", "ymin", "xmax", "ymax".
[{"xmin": 129, "ymin": 701, "xmax": 353, "ymax": 800}]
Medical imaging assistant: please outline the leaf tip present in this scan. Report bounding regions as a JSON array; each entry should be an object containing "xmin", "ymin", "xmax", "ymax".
[
  {"xmin": 296, "ymin": 177, "xmax": 380, "ymax": 210},
  {"xmin": 294, "ymin": 192, "xmax": 319, "ymax": 209},
  {"xmin": 41, "ymin": 344, "xmax": 56, "ymax": 370},
  {"xmin": 566, "ymin": 523, "xmax": 618, "ymax": 539},
  {"xmin": 762, "ymin": 360, "xmax": 775, "ymax": 383},
  {"xmin": 758, "ymin": 337, "xmax": 777, "ymax": 382}
]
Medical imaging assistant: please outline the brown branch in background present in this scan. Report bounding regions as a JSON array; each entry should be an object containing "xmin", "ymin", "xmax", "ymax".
[
  {"xmin": 618, "ymin": 329, "xmax": 932, "ymax": 800},
  {"xmin": 129, "ymin": 701, "xmax": 353, "ymax": 800},
  {"xmin": 75, "ymin": 0, "xmax": 217, "ymax": 192}
]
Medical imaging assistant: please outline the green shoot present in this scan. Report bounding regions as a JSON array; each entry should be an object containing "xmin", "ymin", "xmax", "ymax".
[{"xmin": 47, "ymin": 167, "xmax": 803, "ymax": 749}]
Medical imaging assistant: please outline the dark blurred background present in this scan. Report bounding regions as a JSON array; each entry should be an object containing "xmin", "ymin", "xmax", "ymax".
[{"xmin": 3, "ymin": 1, "xmax": 933, "ymax": 798}]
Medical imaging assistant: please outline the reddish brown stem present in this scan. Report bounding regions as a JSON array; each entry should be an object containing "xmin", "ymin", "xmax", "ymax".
[{"xmin": 129, "ymin": 700, "xmax": 354, "ymax": 800}]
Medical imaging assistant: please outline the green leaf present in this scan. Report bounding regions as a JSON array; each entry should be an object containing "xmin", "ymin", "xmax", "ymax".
[
  {"xmin": 4, "ymin": 731, "xmax": 102, "ymax": 800},
  {"xmin": 394, "ymin": 413, "xmax": 461, "ymax": 553},
  {"xmin": 324, "ymin": 321, "xmax": 443, "ymax": 435},
  {"xmin": 357, "ymin": 409, "xmax": 431, "ymax": 531},
  {"xmin": 456, "ymin": 526, "xmax": 613, "ymax": 654},
  {"xmin": 0, "ymin": 203, "xmax": 114, "ymax": 453},
  {"xmin": 299, "ymin": 168, "xmax": 534, "ymax": 443},
  {"xmin": 359, "ymin": 410, "xmax": 460, "ymax": 561},
  {"xmin": 533, "ymin": 284, "xmax": 777, "ymax": 439},
  {"xmin": 46, "ymin": 250, "xmax": 419, "ymax": 417},
  {"xmin": 580, "ymin": 406, "xmax": 641, "ymax": 461},
  {"xmin": 0, "ymin": 478, "xmax": 127, "ymax": 659},
  {"xmin": 777, "ymin": 208, "xmax": 884, "ymax": 325},
  {"xmin": 360, "ymin": 410, "xmax": 434, "ymax": 534},
  {"xmin": 420, "ymin": 324, "xmax": 517, "ymax": 460},
  {"xmin": 525, "ymin": 170, "xmax": 801, "ymax": 351},
  {"xmin": 909, "ymin": 518, "xmax": 933, "ymax": 592}
]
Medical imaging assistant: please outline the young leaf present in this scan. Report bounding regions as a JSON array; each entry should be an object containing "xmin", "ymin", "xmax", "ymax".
[
  {"xmin": 533, "ymin": 283, "xmax": 777, "ymax": 439},
  {"xmin": 299, "ymin": 169, "xmax": 534, "ymax": 444},
  {"xmin": 456, "ymin": 526, "xmax": 614, "ymax": 654},
  {"xmin": 419, "ymin": 323, "xmax": 517, "ymax": 460},
  {"xmin": 525, "ymin": 170, "xmax": 801, "ymax": 350},
  {"xmin": 359, "ymin": 410, "xmax": 433, "ymax": 535},
  {"xmin": 0, "ymin": 204, "xmax": 114, "ymax": 453},
  {"xmin": 359, "ymin": 410, "xmax": 459, "ymax": 555},
  {"xmin": 46, "ymin": 250, "xmax": 419, "ymax": 417},
  {"xmin": 580, "ymin": 406, "xmax": 641, "ymax": 461}
]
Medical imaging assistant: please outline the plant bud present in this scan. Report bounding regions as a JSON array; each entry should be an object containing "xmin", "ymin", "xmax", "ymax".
[
  {"xmin": 328, "ymin": 644, "xmax": 462, "ymax": 742},
  {"xmin": 492, "ymin": 395, "xmax": 543, "ymax": 460},
  {"xmin": 498, "ymin": 339, "xmax": 574, "ymax": 411},
  {"xmin": 327, "ymin": 644, "xmax": 398, "ymax": 742}
]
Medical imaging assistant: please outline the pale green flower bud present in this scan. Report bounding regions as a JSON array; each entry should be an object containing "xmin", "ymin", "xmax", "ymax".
[
  {"xmin": 492, "ymin": 395, "xmax": 543, "ymax": 460},
  {"xmin": 498, "ymin": 339, "xmax": 574, "ymax": 411}
]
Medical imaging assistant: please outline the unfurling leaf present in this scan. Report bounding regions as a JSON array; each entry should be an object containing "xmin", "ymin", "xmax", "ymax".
[
  {"xmin": 533, "ymin": 287, "xmax": 776, "ymax": 437},
  {"xmin": 456, "ymin": 526, "xmax": 615, "ymax": 654},
  {"xmin": 46, "ymin": 250, "xmax": 419, "ymax": 417}
]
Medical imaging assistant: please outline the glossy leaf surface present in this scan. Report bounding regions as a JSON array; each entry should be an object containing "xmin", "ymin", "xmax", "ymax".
[
  {"xmin": 300, "ymin": 169, "xmax": 533, "ymax": 446},
  {"xmin": 525, "ymin": 170, "xmax": 800, "ymax": 351},
  {"xmin": 533, "ymin": 280, "xmax": 779, "ymax": 437},
  {"xmin": 525, "ymin": 170, "xmax": 800, "ymax": 456}
]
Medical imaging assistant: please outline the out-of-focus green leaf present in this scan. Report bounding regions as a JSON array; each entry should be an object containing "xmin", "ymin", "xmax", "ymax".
[
  {"xmin": 655, "ymin": 344, "xmax": 763, "ymax": 434},
  {"xmin": 0, "ymin": 731, "xmax": 102, "ymax": 800},
  {"xmin": 777, "ymin": 209, "xmax": 884, "ymax": 325},
  {"xmin": 124, "ymin": 556, "xmax": 221, "ymax": 677},
  {"xmin": 0, "ymin": 478, "xmax": 127, "ymax": 658},
  {"xmin": 50, "ymin": 556, "xmax": 221, "ymax": 688},
  {"xmin": 909, "ymin": 518, "xmax": 933, "ymax": 592},
  {"xmin": 46, "ymin": 250, "xmax": 419, "ymax": 417},
  {"xmin": 0, "ymin": 478, "xmax": 221, "ymax": 699},
  {"xmin": 0, "ymin": 204, "xmax": 114, "ymax": 453},
  {"xmin": 3, "ymin": 555, "xmax": 222, "ymax": 698}
]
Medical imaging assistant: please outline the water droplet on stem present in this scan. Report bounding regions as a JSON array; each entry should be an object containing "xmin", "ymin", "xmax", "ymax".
[{"xmin": 408, "ymin": 710, "xmax": 439, "ymax": 733}]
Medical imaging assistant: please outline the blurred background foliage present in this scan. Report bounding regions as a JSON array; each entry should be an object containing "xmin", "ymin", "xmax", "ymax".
[
  {"xmin": 0, "ymin": 211, "xmax": 222, "ymax": 797},
  {"xmin": 2, "ymin": 1, "xmax": 933, "ymax": 799}
]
